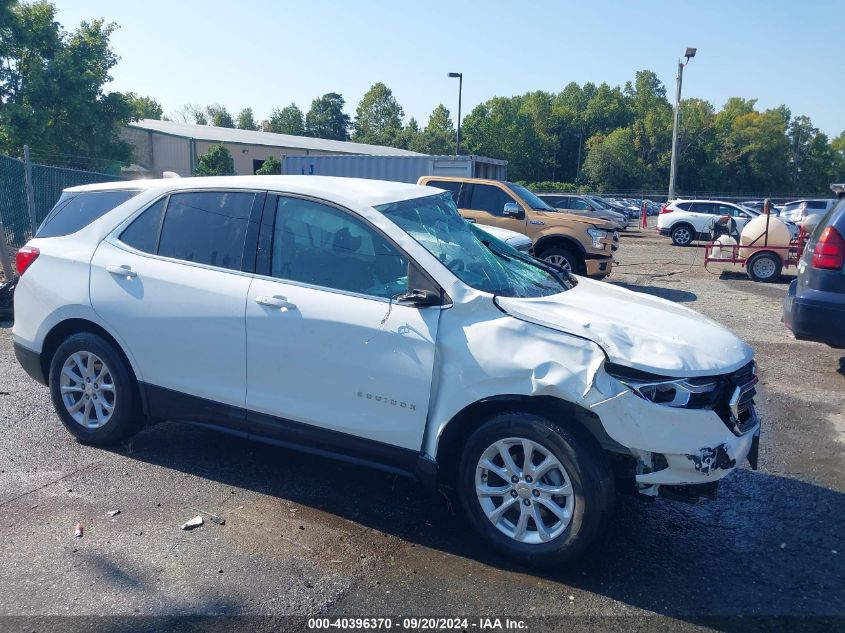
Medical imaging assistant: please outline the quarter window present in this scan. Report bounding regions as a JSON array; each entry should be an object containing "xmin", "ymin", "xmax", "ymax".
[
  {"xmin": 119, "ymin": 198, "xmax": 166, "ymax": 253},
  {"xmin": 270, "ymin": 197, "xmax": 408, "ymax": 299},
  {"xmin": 37, "ymin": 190, "xmax": 140, "ymax": 238},
  {"xmin": 157, "ymin": 191, "xmax": 255, "ymax": 271},
  {"xmin": 466, "ymin": 184, "xmax": 514, "ymax": 216}
]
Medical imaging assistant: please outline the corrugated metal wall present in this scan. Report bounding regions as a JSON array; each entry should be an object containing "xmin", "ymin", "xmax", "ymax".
[{"xmin": 281, "ymin": 155, "xmax": 507, "ymax": 183}]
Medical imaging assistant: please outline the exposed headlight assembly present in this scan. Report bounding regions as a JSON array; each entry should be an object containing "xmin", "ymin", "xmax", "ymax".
[{"xmin": 605, "ymin": 364, "xmax": 718, "ymax": 408}]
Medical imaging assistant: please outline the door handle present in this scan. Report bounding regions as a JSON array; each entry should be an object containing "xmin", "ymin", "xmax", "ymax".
[
  {"xmin": 255, "ymin": 295, "xmax": 296, "ymax": 310},
  {"xmin": 106, "ymin": 265, "xmax": 137, "ymax": 279}
]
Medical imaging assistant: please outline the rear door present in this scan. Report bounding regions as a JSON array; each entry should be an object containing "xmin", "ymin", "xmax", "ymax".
[
  {"xmin": 244, "ymin": 194, "xmax": 441, "ymax": 457},
  {"xmin": 90, "ymin": 190, "xmax": 263, "ymax": 431}
]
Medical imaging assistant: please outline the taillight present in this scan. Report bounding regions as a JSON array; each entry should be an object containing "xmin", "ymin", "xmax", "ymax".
[
  {"xmin": 812, "ymin": 226, "xmax": 845, "ymax": 270},
  {"xmin": 660, "ymin": 206, "xmax": 673, "ymax": 214},
  {"xmin": 16, "ymin": 245, "xmax": 40, "ymax": 275}
]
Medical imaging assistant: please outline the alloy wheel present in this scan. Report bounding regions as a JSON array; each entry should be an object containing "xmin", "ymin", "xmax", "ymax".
[
  {"xmin": 543, "ymin": 254, "xmax": 572, "ymax": 272},
  {"xmin": 673, "ymin": 227, "xmax": 692, "ymax": 245},
  {"xmin": 475, "ymin": 437, "xmax": 574, "ymax": 544},
  {"xmin": 59, "ymin": 351, "xmax": 117, "ymax": 429}
]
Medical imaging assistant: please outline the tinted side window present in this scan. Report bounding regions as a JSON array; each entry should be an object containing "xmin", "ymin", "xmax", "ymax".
[
  {"xmin": 542, "ymin": 196, "xmax": 565, "ymax": 208},
  {"xmin": 467, "ymin": 184, "xmax": 514, "ymax": 216},
  {"xmin": 271, "ymin": 197, "xmax": 408, "ymax": 299},
  {"xmin": 37, "ymin": 190, "xmax": 139, "ymax": 238},
  {"xmin": 806, "ymin": 201, "xmax": 828, "ymax": 210},
  {"xmin": 425, "ymin": 180, "xmax": 462, "ymax": 205},
  {"xmin": 570, "ymin": 198, "xmax": 590, "ymax": 210},
  {"xmin": 120, "ymin": 198, "xmax": 166, "ymax": 253},
  {"xmin": 675, "ymin": 202, "xmax": 692, "ymax": 211},
  {"xmin": 689, "ymin": 202, "xmax": 716, "ymax": 214},
  {"xmin": 157, "ymin": 191, "xmax": 255, "ymax": 271}
]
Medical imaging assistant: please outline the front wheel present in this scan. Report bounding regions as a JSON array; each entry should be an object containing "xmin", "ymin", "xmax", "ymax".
[
  {"xmin": 49, "ymin": 333, "xmax": 143, "ymax": 445},
  {"xmin": 457, "ymin": 412, "xmax": 614, "ymax": 567},
  {"xmin": 540, "ymin": 246, "xmax": 586, "ymax": 276}
]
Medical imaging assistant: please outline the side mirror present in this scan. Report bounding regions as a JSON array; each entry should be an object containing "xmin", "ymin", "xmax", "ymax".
[{"xmin": 503, "ymin": 202, "xmax": 523, "ymax": 218}]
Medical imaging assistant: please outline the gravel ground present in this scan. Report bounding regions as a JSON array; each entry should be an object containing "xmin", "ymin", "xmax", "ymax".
[{"xmin": 0, "ymin": 228, "xmax": 842, "ymax": 632}]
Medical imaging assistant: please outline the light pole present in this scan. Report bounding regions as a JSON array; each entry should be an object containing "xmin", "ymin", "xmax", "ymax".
[
  {"xmin": 448, "ymin": 72, "xmax": 463, "ymax": 155},
  {"xmin": 668, "ymin": 47, "xmax": 696, "ymax": 201}
]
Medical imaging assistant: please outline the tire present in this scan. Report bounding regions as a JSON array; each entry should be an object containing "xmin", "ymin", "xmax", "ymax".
[
  {"xmin": 747, "ymin": 252, "xmax": 782, "ymax": 283},
  {"xmin": 540, "ymin": 246, "xmax": 586, "ymax": 276},
  {"xmin": 457, "ymin": 411, "xmax": 615, "ymax": 568},
  {"xmin": 48, "ymin": 333, "xmax": 143, "ymax": 445},
  {"xmin": 670, "ymin": 224, "xmax": 695, "ymax": 246}
]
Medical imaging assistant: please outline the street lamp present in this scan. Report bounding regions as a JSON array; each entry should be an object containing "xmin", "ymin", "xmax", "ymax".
[
  {"xmin": 448, "ymin": 72, "xmax": 463, "ymax": 155},
  {"xmin": 668, "ymin": 48, "xmax": 696, "ymax": 201}
]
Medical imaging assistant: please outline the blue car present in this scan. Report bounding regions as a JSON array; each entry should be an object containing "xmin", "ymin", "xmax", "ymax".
[{"xmin": 783, "ymin": 184, "xmax": 845, "ymax": 348}]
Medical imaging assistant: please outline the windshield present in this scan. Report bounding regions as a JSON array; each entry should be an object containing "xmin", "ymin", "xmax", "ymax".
[
  {"xmin": 377, "ymin": 193, "xmax": 570, "ymax": 298},
  {"xmin": 505, "ymin": 182, "xmax": 553, "ymax": 211}
]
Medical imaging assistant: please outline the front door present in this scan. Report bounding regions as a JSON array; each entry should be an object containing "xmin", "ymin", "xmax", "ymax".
[
  {"xmin": 245, "ymin": 195, "xmax": 440, "ymax": 460},
  {"xmin": 459, "ymin": 183, "xmax": 527, "ymax": 234},
  {"xmin": 90, "ymin": 190, "xmax": 261, "ymax": 430}
]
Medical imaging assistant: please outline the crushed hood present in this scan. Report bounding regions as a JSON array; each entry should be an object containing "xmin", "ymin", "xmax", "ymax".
[{"xmin": 495, "ymin": 278, "xmax": 753, "ymax": 377}]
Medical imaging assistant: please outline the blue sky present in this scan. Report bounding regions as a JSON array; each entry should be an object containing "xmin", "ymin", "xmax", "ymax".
[{"xmin": 54, "ymin": 0, "xmax": 843, "ymax": 137}]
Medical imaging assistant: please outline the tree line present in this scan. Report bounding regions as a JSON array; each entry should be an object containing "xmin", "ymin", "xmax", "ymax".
[{"xmin": 2, "ymin": 0, "xmax": 842, "ymax": 193}]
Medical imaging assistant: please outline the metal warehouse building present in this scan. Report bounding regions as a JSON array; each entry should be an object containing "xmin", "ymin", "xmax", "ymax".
[{"xmin": 122, "ymin": 119, "xmax": 424, "ymax": 177}]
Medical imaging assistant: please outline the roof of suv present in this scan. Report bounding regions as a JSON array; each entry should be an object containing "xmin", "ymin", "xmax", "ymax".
[{"xmin": 64, "ymin": 176, "xmax": 440, "ymax": 210}]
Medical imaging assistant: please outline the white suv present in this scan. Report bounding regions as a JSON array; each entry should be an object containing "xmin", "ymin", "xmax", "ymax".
[
  {"xmin": 13, "ymin": 176, "xmax": 760, "ymax": 566},
  {"xmin": 657, "ymin": 200, "xmax": 758, "ymax": 246}
]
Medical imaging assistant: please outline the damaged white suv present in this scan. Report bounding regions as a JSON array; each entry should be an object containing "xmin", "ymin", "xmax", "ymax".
[{"xmin": 13, "ymin": 176, "xmax": 760, "ymax": 566}]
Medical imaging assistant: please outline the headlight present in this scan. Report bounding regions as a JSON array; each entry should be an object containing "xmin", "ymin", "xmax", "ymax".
[
  {"xmin": 587, "ymin": 228, "xmax": 608, "ymax": 248},
  {"xmin": 605, "ymin": 364, "xmax": 718, "ymax": 408}
]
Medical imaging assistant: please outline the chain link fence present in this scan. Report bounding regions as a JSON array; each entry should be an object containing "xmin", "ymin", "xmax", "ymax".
[{"xmin": 0, "ymin": 153, "xmax": 126, "ymax": 253}]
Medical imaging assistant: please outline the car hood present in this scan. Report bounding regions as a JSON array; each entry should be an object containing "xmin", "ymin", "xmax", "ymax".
[
  {"xmin": 474, "ymin": 223, "xmax": 530, "ymax": 245},
  {"xmin": 533, "ymin": 209, "xmax": 616, "ymax": 230},
  {"xmin": 495, "ymin": 278, "xmax": 753, "ymax": 377}
]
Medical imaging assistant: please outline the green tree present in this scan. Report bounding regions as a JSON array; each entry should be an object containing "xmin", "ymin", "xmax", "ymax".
[
  {"xmin": 304, "ymin": 92, "xmax": 350, "ymax": 140},
  {"xmin": 412, "ymin": 104, "xmax": 455, "ymax": 154},
  {"xmin": 205, "ymin": 103, "xmax": 234, "ymax": 128},
  {"xmin": 582, "ymin": 128, "xmax": 642, "ymax": 191},
  {"xmin": 125, "ymin": 93, "xmax": 163, "ymax": 120},
  {"xmin": 195, "ymin": 143, "xmax": 234, "ymax": 176},
  {"xmin": 352, "ymin": 82, "xmax": 405, "ymax": 147},
  {"xmin": 401, "ymin": 117, "xmax": 422, "ymax": 151},
  {"xmin": 235, "ymin": 107, "xmax": 258, "ymax": 130},
  {"xmin": 267, "ymin": 104, "xmax": 305, "ymax": 135},
  {"xmin": 0, "ymin": 1, "xmax": 133, "ymax": 165},
  {"xmin": 255, "ymin": 155, "xmax": 281, "ymax": 175}
]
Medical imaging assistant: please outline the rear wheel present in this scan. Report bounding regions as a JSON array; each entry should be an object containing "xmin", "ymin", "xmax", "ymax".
[
  {"xmin": 540, "ymin": 246, "xmax": 586, "ymax": 276},
  {"xmin": 747, "ymin": 252, "xmax": 782, "ymax": 283},
  {"xmin": 457, "ymin": 411, "xmax": 614, "ymax": 567},
  {"xmin": 49, "ymin": 333, "xmax": 143, "ymax": 445},
  {"xmin": 671, "ymin": 224, "xmax": 695, "ymax": 246}
]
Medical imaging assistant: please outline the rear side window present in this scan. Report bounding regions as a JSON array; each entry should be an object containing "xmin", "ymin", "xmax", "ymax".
[
  {"xmin": 157, "ymin": 191, "xmax": 255, "ymax": 271},
  {"xmin": 425, "ymin": 180, "xmax": 462, "ymax": 204},
  {"xmin": 37, "ymin": 190, "xmax": 139, "ymax": 238},
  {"xmin": 675, "ymin": 202, "xmax": 692, "ymax": 211},
  {"xmin": 806, "ymin": 201, "xmax": 830, "ymax": 210}
]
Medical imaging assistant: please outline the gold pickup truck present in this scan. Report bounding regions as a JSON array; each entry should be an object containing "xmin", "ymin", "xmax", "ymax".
[{"xmin": 418, "ymin": 176, "xmax": 617, "ymax": 279}]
